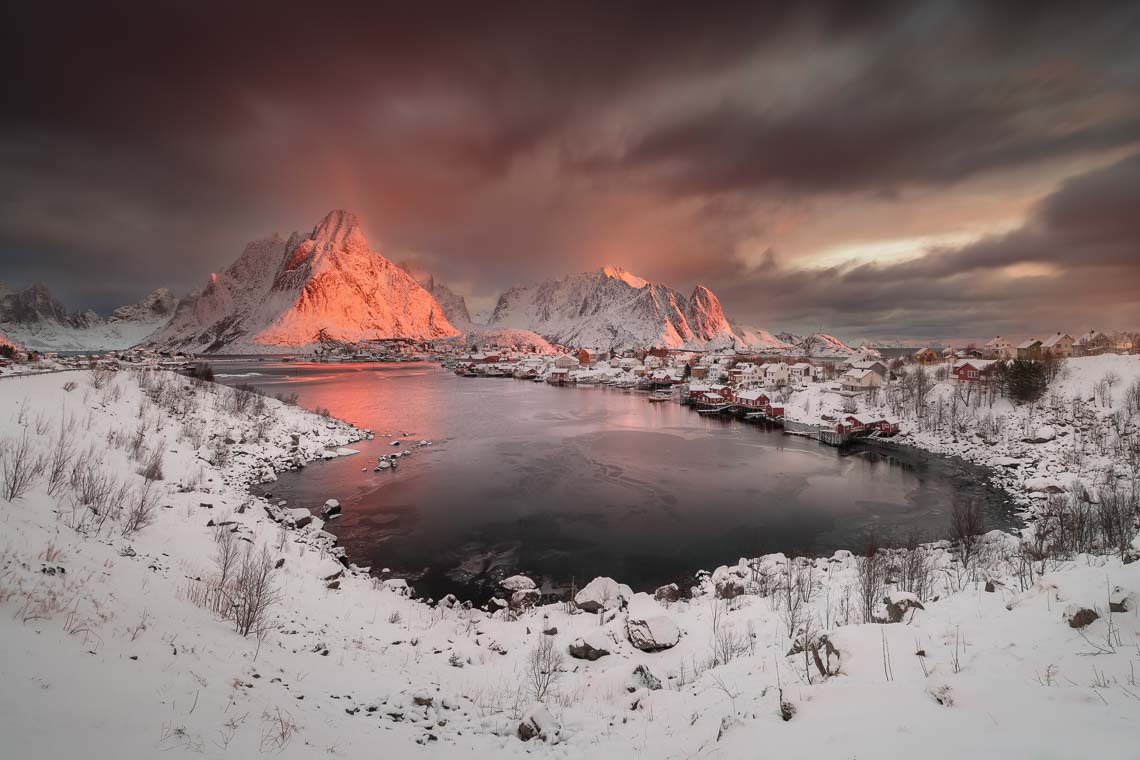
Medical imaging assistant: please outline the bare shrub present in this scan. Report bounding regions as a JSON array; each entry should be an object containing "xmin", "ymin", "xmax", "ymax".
[
  {"xmin": 1, "ymin": 427, "xmax": 47, "ymax": 502},
  {"xmin": 121, "ymin": 480, "xmax": 160, "ymax": 536},
  {"xmin": 137, "ymin": 444, "xmax": 165, "ymax": 482},
  {"xmin": 949, "ymin": 498, "xmax": 985, "ymax": 571},
  {"xmin": 229, "ymin": 545, "xmax": 282, "ymax": 638},
  {"xmin": 88, "ymin": 367, "xmax": 114, "ymax": 389},
  {"xmin": 855, "ymin": 551, "xmax": 885, "ymax": 624},
  {"xmin": 45, "ymin": 418, "xmax": 77, "ymax": 497},
  {"xmin": 527, "ymin": 635, "xmax": 565, "ymax": 702}
]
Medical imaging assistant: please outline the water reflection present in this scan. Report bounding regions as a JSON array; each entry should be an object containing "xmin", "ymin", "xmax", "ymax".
[{"xmin": 214, "ymin": 360, "xmax": 1014, "ymax": 598}]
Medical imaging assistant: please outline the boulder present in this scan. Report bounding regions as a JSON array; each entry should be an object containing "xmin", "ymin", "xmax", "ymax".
[
  {"xmin": 654, "ymin": 583, "xmax": 681, "ymax": 603},
  {"xmin": 501, "ymin": 575, "xmax": 537, "ymax": 593},
  {"xmin": 320, "ymin": 499, "xmax": 342, "ymax": 519},
  {"xmin": 518, "ymin": 703, "xmax": 560, "ymax": 742},
  {"xmin": 316, "ymin": 558, "xmax": 345, "ymax": 582},
  {"xmin": 1109, "ymin": 587, "xmax": 1133, "ymax": 613},
  {"xmin": 510, "ymin": 589, "xmax": 541, "ymax": 608},
  {"xmin": 631, "ymin": 664, "xmax": 662, "ymax": 691},
  {"xmin": 626, "ymin": 616, "xmax": 680, "ymax": 652},
  {"xmin": 1063, "ymin": 604, "xmax": 1099, "ymax": 629},
  {"xmin": 568, "ymin": 629, "xmax": 612, "ymax": 661},
  {"xmin": 884, "ymin": 591, "xmax": 925, "ymax": 623},
  {"xmin": 575, "ymin": 577, "xmax": 633, "ymax": 613},
  {"xmin": 1021, "ymin": 426, "xmax": 1056, "ymax": 444},
  {"xmin": 285, "ymin": 508, "xmax": 312, "ymax": 529}
]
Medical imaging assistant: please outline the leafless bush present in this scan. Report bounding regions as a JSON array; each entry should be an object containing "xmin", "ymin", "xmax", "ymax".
[
  {"xmin": 1, "ymin": 427, "xmax": 47, "ymax": 502},
  {"xmin": 527, "ymin": 635, "xmax": 564, "ymax": 702},
  {"xmin": 137, "ymin": 443, "xmax": 165, "ymax": 482},
  {"xmin": 121, "ymin": 480, "xmax": 160, "ymax": 536},
  {"xmin": 88, "ymin": 367, "xmax": 114, "ymax": 389},
  {"xmin": 229, "ymin": 544, "xmax": 282, "ymax": 638},
  {"xmin": 895, "ymin": 541, "xmax": 936, "ymax": 602},
  {"xmin": 69, "ymin": 459, "xmax": 127, "ymax": 535},
  {"xmin": 949, "ymin": 498, "xmax": 985, "ymax": 571},
  {"xmin": 855, "ymin": 550, "xmax": 885, "ymax": 624},
  {"xmin": 274, "ymin": 392, "xmax": 300, "ymax": 406},
  {"xmin": 45, "ymin": 418, "xmax": 77, "ymax": 497}
]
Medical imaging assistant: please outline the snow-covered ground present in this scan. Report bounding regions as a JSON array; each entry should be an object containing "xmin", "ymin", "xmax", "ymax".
[{"xmin": 2, "ymin": 366, "xmax": 1139, "ymax": 759}]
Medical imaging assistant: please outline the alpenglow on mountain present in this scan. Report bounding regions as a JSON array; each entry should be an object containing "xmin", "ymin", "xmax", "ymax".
[
  {"xmin": 150, "ymin": 210, "xmax": 458, "ymax": 353},
  {"xmin": 486, "ymin": 266, "xmax": 785, "ymax": 350}
]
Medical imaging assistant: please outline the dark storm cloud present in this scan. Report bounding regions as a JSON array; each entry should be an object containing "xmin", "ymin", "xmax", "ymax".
[
  {"xmin": 0, "ymin": 0, "xmax": 1138, "ymax": 338},
  {"xmin": 703, "ymin": 152, "xmax": 1140, "ymax": 340}
]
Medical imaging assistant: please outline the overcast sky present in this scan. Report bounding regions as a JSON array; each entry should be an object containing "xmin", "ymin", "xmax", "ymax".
[{"xmin": 2, "ymin": 1, "xmax": 1139, "ymax": 342}]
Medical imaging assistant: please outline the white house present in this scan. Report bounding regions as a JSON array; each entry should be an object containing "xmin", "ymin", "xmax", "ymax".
[
  {"xmin": 788, "ymin": 362, "xmax": 815, "ymax": 384},
  {"xmin": 840, "ymin": 368, "xmax": 883, "ymax": 392},
  {"xmin": 984, "ymin": 336, "xmax": 1014, "ymax": 359},
  {"xmin": 554, "ymin": 354, "xmax": 581, "ymax": 370},
  {"xmin": 761, "ymin": 362, "xmax": 790, "ymax": 387}
]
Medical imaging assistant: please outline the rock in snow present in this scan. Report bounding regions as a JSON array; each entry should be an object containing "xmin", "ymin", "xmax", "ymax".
[
  {"xmin": 626, "ymin": 616, "xmax": 680, "ymax": 651},
  {"xmin": 500, "ymin": 575, "xmax": 537, "ymax": 592},
  {"xmin": 575, "ymin": 576, "xmax": 633, "ymax": 613},
  {"xmin": 518, "ymin": 703, "xmax": 560, "ymax": 742},
  {"xmin": 1063, "ymin": 604, "xmax": 1099, "ymax": 629},
  {"xmin": 568, "ymin": 629, "xmax": 613, "ymax": 661}
]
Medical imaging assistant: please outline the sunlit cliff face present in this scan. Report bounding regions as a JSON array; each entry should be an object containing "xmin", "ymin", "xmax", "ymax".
[{"xmin": 2, "ymin": 2, "xmax": 1140, "ymax": 342}]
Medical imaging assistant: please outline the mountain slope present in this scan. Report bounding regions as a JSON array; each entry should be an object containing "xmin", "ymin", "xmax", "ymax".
[
  {"xmin": 422, "ymin": 276, "xmax": 472, "ymax": 328},
  {"xmin": 150, "ymin": 210, "xmax": 458, "ymax": 353},
  {"xmin": 0, "ymin": 282, "xmax": 178, "ymax": 351},
  {"xmin": 488, "ymin": 267, "xmax": 767, "ymax": 350}
]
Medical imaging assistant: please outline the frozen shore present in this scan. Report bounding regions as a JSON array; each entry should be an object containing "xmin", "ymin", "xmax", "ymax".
[{"xmin": 1, "ymin": 366, "xmax": 1139, "ymax": 759}]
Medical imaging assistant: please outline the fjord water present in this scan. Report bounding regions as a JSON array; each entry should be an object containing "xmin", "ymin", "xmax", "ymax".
[{"xmin": 217, "ymin": 361, "xmax": 1012, "ymax": 599}]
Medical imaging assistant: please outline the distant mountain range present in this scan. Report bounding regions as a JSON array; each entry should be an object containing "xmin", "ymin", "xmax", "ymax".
[
  {"xmin": 4, "ymin": 210, "xmax": 851, "ymax": 355},
  {"xmin": 0, "ymin": 282, "xmax": 178, "ymax": 351}
]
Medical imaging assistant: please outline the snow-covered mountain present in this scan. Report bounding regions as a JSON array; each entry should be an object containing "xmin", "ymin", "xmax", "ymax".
[
  {"xmin": 487, "ymin": 266, "xmax": 768, "ymax": 350},
  {"xmin": 0, "ymin": 282, "xmax": 178, "ymax": 352},
  {"xmin": 421, "ymin": 276, "xmax": 472, "ymax": 328},
  {"xmin": 791, "ymin": 332, "xmax": 856, "ymax": 358},
  {"xmin": 730, "ymin": 322, "xmax": 791, "ymax": 350},
  {"xmin": 150, "ymin": 210, "xmax": 458, "ymax": 353}
]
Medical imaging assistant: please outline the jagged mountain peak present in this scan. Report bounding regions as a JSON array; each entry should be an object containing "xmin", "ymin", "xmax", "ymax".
[
  {"xmin": 599, "ymin": 265, "xmax": 648, "ymax": 289},
  {"xmin": 150, "ymin": 210, "xmax": 458, "ymax": 353},
  {"xmin": 489, "ymin": 268, "xmax": 765, "ymax": 350},
  {"xmin": 310, "ymin": 209, "xmax": 367, "ymax": 250}
]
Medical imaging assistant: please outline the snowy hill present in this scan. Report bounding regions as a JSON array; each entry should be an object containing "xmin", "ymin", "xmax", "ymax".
[
  {"xmin": 150, "ymin": 210, "xmax": 459, "ymax": 353},
  {"xmin": 791, "ymin": 332, "xmax": 856, "ymax": 358},
  {"xmin": 0, "ymin": 282, "xmax": 178, "ymax": 351},
  {"xmin": 731, "ymin": 322, "xmax": 792, "ymax": 350},
  {"xmin": 488, "ymin": 266, "xmax": 772, "ymax": 350}
]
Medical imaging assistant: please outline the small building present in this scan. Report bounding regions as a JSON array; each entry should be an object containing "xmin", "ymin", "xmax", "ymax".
[
  {"xmin": 734, "ymin": 388, "xmax": 770, "ymax": 409},
  {"xmin": 788, "ymin": 362, "xmax": 815, "ymax": 384},
  {"xmin": 912, "ymin": 347, "xmax": 941, "ymax": 365},
  {"xmin": 1040, "ymin": 332, "xmax": 1074, "ymax": 359},
  {"xmin": 840, "ymin": 368, "xmax": 883, "ymax": 392},
  {"xmin": 554, "ymin": 354, "xmax": 581, "ymax": 370},
  {"xmin": 953, "ymin": 359, "xmax": 1000, "ymax": 382},
  {"xmin": 983, "ymin": 336, "xmax": 1014, "ymax": 360},
  {"xmin": 848, "ymin": 359, "xmax": 888, "ymax": 378},
  {"xmin": 761, "ymin": 362, "xmax": 789, "ymax": 387},
  {"xmin": 1016, "ymin": 339, "xmax": 1042, "ymax": 361},
  {"xmin": 1074, "ymin": 331, "xmax": 1115, "ymax": 356}
]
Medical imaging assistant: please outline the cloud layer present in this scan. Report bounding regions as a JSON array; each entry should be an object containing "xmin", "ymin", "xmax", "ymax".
[{"xmin": 1, "ymin": 1, "xmax": 1138, "ymax": 340}]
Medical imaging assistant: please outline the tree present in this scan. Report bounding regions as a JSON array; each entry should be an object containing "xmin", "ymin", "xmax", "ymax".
[{"xmin": 1000, "ymin": 360, "xmax": 1048, "ymax": 402}]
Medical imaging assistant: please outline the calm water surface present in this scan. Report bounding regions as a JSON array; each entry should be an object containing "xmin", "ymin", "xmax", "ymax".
[{"xmin": 214, "ymin": 361, "xmax": 1013, "ymax": 598}]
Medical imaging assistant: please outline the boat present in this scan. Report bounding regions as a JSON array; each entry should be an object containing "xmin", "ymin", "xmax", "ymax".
[{"xmin": 647, "ymin": 391, "xmax": 672, "ymax": 402}]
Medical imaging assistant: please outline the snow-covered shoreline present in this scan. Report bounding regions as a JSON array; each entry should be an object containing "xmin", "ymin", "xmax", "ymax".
[{"xmin": 2, "ymin": 365, "xmax": 1139, "ymax": 758}]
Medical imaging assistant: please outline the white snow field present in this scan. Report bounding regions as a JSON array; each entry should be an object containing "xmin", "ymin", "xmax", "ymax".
[{"xmin": 1, "ymin": 364, "xmax": 1139, "ymax": 759}]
